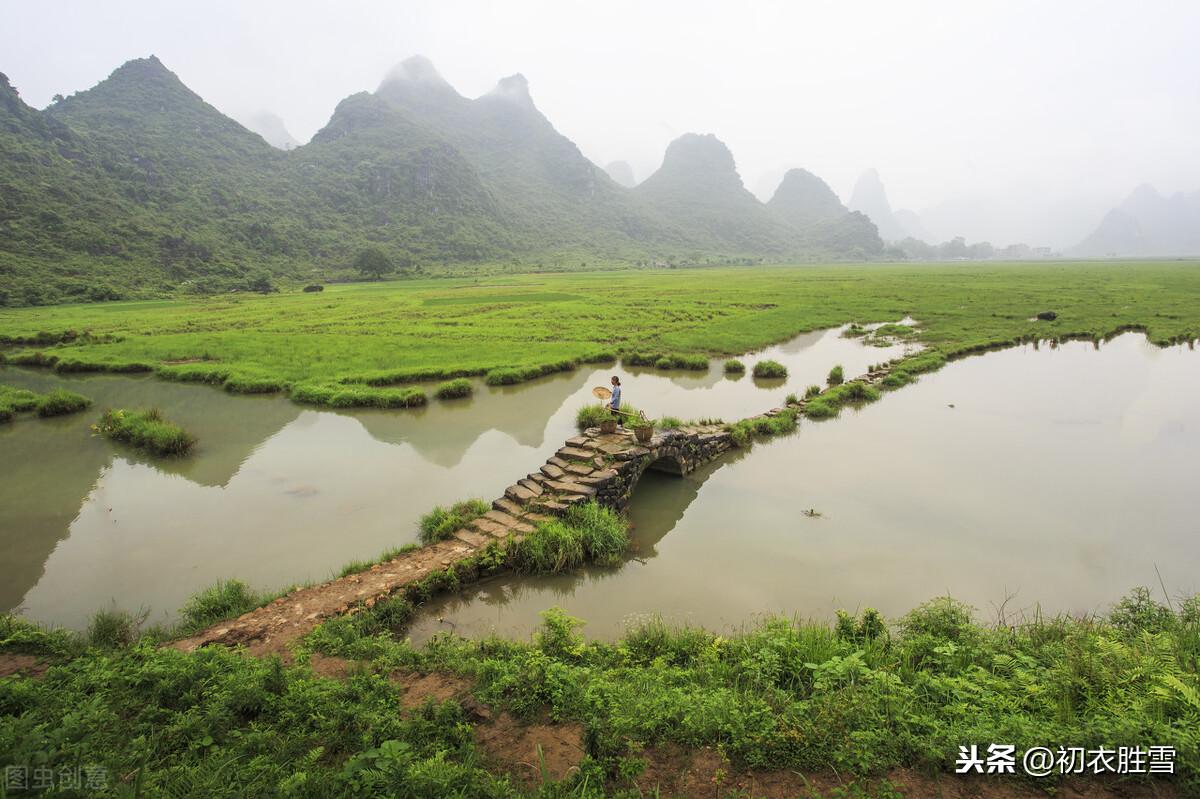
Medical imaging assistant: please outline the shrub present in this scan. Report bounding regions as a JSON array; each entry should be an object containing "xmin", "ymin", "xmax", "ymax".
[
  {"xmin": 302, "ymin": 284, "xmax": 324, "ymax": 293},
  {"xmin": 93, "ymin": 408, "xmax": 196, "ymax": 455},
  {"xmin": 179, "ymin": 579, "xmax": 265, "ymax": 633},
  {"xmin": 434, "ymin": 378, "xmax": 473, "ymax": 400},
  {"xmin": 576, "ymin": 404, "xmax": 613, "ymax": 429},
  {"xmin": 827, "ymin": 364, "xmax": 845, "ymax": 385},
  {"xmin": 419, "ymin": 499, "xmax": 489, "ymax": 544},
  {"xmin": 752, "ymin": 360, "xmax": 787, "ymax": 378},
  {"xmin": 508, "ymin": 518, "xmax": 585, "ymax": 574},
  {"xmin": 564, "ymin": 502, "xmax": 629, "ymax": 566},
  {"xmin": 36, "ymin": 389, "xmax": 91, "ymax": 417},
  {"xmin": 86, "ymin": 608, "xmax": 144, "ymax": 649},
  {"xmin": 724, "ymin": 359, "xmax": 745, "ymax": 373},
  {"xmin": 1110, "ymin": 587, "xmax": 1175, "ymax": 635}
]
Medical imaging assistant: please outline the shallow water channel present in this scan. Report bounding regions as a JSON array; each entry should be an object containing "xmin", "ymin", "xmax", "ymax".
[
  {"xmin": 407, "ymin": 333, "xmax": 1200, "ymax": 642},
  {"xmin": 1, "ymin": 323, "xmax": 914, "ymax": 629}
]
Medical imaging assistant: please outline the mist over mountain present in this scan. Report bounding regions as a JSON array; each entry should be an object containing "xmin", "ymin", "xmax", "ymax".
[
  {"xmin": 847, "ymin": 168, "xmax": 927, "ymax": 244},
  {"xmin": 605, "ymin": 160, "xmax": 636, "ymax": 187},
  {"xmin": 767, "ymin": 168, "xmax": 883, "ymax": 256},
  {"xmin": 1072, "ymin": 184, "xmax": 1200, "ymax": 257},
  {"xmin": 240, "ymin": 110, "xmax": 299, "ymax": 150},
  {"xmin": 2, "ymin": 54, "xmax": 909, "ymax": 306}
]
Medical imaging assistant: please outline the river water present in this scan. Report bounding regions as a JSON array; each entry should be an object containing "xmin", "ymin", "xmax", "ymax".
[
  {"xmin": 1, "ymin": 323, "xmax": 915, "ymax": 628},
  {"xmin": 406, "ymin": 333, "xmax": 1200, "ymax": 642}
]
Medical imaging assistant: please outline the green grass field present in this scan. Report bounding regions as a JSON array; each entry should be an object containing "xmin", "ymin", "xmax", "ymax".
[{"xmin": 1, "ymin": 261, "xmax": 1197, "ymax": 405}]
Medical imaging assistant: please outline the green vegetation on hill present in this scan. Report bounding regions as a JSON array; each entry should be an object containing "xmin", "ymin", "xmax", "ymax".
[
  {"xmin": 0, "ymin": 262, "xmax": 1197, "ymax": 409},
  {"xmin": 3, "ymin": 55, "xmax": 886, "ymax": 309}
]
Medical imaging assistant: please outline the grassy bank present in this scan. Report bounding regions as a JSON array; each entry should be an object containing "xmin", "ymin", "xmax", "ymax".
[
  {"xmin": 0, "ymin": 384, "xmax": 91, "ymax": 422},
  {"xmin": 0, "ymin": 262, "xmax": 1196, "ymax": 409},
  {"xmin": 2, "ymin": 586, "xmax": 1196, "ymax": 797}
]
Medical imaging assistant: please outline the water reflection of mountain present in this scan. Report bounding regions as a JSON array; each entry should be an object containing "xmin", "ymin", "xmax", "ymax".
[
  {"xmin": 0, "ymin": 416, "xmax": 115, "ymax": 613},
  {"xmin": 348, "ymin": 368, "xmax": 591, "ymax": 467},
  {"xmin": 0, "ymin": 368, "xmax": 302, "ymax": 614}
]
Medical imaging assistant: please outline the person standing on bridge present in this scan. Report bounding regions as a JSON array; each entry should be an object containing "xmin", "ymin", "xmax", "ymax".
[{"xmin": 606, "ymin": 376, "xmax": 623, "ymax": 428}]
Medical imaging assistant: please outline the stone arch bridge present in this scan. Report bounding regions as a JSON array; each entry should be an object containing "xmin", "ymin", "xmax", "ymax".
[{"xmin": 173, "ymin": 416, "xmax": 785, "ymax": 656}]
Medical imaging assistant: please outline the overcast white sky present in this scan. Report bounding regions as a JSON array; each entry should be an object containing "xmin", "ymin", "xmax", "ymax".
[{"xmin": 4, "ymin": 0, "xmax": 1199, "ymax": 247}]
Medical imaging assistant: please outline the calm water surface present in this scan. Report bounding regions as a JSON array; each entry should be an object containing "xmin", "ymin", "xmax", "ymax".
[
  {"xmin": 1, "ymin": 324, "xmax": 909, "ymax": 628},
  {"xmin": 407, "ymin": 333, "xmax": 1200, "ymax": 642}
]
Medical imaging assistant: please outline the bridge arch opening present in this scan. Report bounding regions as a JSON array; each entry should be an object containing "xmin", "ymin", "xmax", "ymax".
[{"xmin": 646, "ymin": 454, "xmax": 686, "ymax": 476}]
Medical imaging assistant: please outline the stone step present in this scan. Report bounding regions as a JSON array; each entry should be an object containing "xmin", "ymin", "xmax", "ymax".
[
  {"xmin": 565, "ymin": 436, "xmax": 593, "ymax": 448},
  {"xmin": 452, "ymin": 528, "xmax": 490, "ymax": 547},
  {"xmin": 504, "ymin": 484, "xmax": 535, "ymax": 503},
  {"xmin": 483, "ymin": 509, "xmax": 535, "ymax": 534},
  {"xmin": 532, "ymin": 498, "xmax": 569, "ymax": 514},
  {"xmin": 556, "ymin": 446, "xmax": 594, "ymax": 461},
  {"xmin": 527, "ymin": 472, "xmax": 549, "ymax": 486},
  {"xmin": 517, "ymin": 478, "xmax": 544, "ymax": 496},
  {"xmin": 547, "ymin": 455, "xmax": 570, "ymax": 469},
  {"xmin": 470, "ymin": 517, "xmax": 511, "ymax": 537},
  {"xmin": 540, "ymin": 463, "xmax": 565, "ymax": 479},
  {"xmin": 564, "ymin": 463, "xmax": 594, "ymax": 476},
  {"xmin": 493, "ymin": 497, "xmax": 524, "ymax": 515},
  {"xmin": 544, "ymin": 479, "xmax": 597, "ymax": 497},
  {"xmin": 522, "ymin": 511, "xmax": 553, "ymax": 524}
]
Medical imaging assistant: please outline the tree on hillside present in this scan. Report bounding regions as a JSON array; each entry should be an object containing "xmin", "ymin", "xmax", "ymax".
[{"xmin": 354, "ymin": 247, "xmax": 392, "ymax": 279}]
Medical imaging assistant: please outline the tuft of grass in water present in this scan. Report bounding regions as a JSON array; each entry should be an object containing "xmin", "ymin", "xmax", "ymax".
[
  {"xmin": 805, "ymin": 384, "xmax": 822, "ymax": 399},
  {"xmin": 433, "ymin": 377, "xmax": 473, "ymax": 400},
  {"xmin": 827, "ymin": 364, "xmax": 845, "ymax": 385},
  {"xmin": 36, "ymin": 388, "xmax": 92, "ymax": 417},
  {"xmin": 723, "ymin": 358, "xmax": 745, "ymax": 373},
  {"xmin": 727, "ymin": 407, "xmax": 798, "ymax": 447},
  {"xmin": 881, "ymin": 350, "xmax": 949, "ymax": 388},
  {"xmin": 784, "ymin": 393, "xmax": 799, "ymax": 405},
  {"xmin": 872, "ymin": 322, "xmax": 916, "ymax": 338},
  {"xmin": 290, "ymin": 382, "xmax": 426, "ymax": 408},
  {"xmin": 504, "ymin": 501, "xmax": 629, "ymax": 574},
  {"xmin": 177, "ymin": 579, "xmax": 267, "ymax": 634},
  {"xmin": 93, "ymin": 407, "xmax": 196, "ymax": 455},
  {"xmin": 419, "ymin": 499, "xmax": 489, "ymax": 544},
  {"xmin": 0, "ymin": 385, "xmax": 45, "ymax": 416},
  {"xmin": 752, "ymin": 359, "xmax": 787, "ymax": 378},
  {"xmin": 805, "ymin": 381, "xmax": 882, "ymax": 419}
]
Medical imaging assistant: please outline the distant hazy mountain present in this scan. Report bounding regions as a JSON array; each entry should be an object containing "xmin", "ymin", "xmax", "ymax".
[
  {"xmin": 0, "ymin": 53, "xmax": 891, "ymax": 306},
  {"xmin": 847, "ymin": 168, "xmax": 928, "ymax": 243},
  {"xmin": 241, "ymin": 110, "xmax": 299, "ymax": 150},
  {"xmin": 1073, "ymin": 184, "xmax": 1200, "ymax": 257},
  {"xmin": 634, "ymin": 133, "xmax": 797, "ymax": 253},
  {"xmin": 605, "ymin": 160, "xmax": 636, "ymax": 187},
  {"xmin": 767, "ymin": 168, "xmax": 883, "ymax": 256}
]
